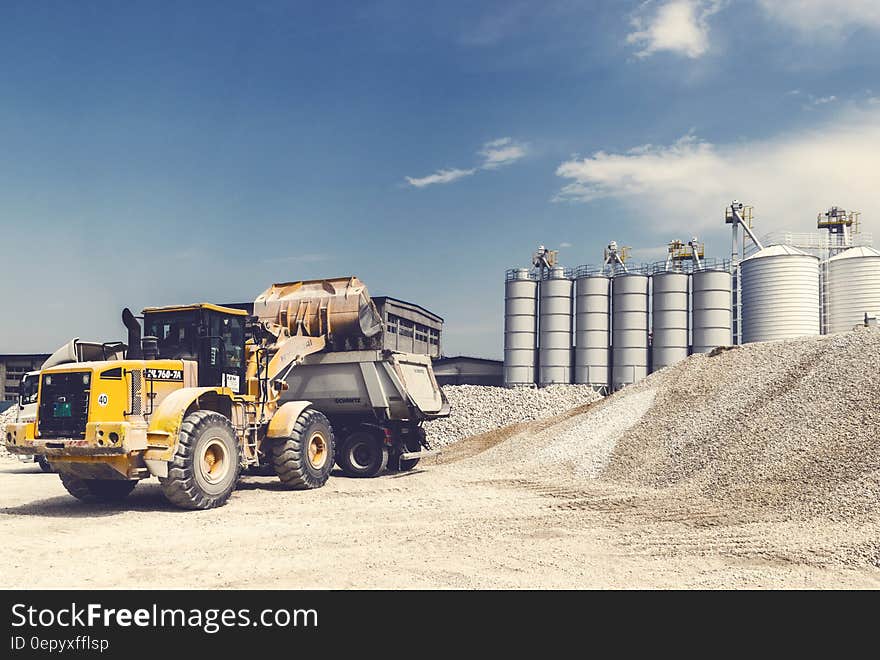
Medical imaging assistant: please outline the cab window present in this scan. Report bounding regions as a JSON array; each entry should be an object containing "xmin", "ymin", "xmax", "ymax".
[
  {"xmin": 20, "ymin": 374, "xmax": 38, "ymax": 405},
  {"xmin": 209, "ymin": 313, "xmax": 244, "ymax": 369},
  {"xmin": 144, "ymin": 311, "xmax": 198, "ymax": 360}
]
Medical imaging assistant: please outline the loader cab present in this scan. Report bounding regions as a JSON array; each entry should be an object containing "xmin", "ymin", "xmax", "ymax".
[{"xmin": 142, "ymin": 304, "xmax": 247, "ymax": 394}]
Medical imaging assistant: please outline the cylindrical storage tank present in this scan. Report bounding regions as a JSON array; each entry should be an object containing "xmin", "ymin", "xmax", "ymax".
[
  {"xmin": 538, "ymin": 267, "xmax": 572, "ymax": 385},
  {"xmin": 574, "ymin": 275, "xmax": 610, "ymax": 389},
  {"xmin": 692, "ymin": 269, "xmax": 732, "ymax": 353},
  {"xmin": 612, "ymin": 273, "xmax": 649, "ymax": 390},
  {"xmin": 503, "ymin": 269, "xmax": 537, "ymax": 385},
  {"xmin": 826, "ymin": 246, "xmax": 880, "ymax": 333},
  {"xmin": 741, "ymin": 245, "xmax": 820, "ymax": 343},
  {"xmin": 651, "ymin": 272, "xmax": 689, "ymax": 373}
]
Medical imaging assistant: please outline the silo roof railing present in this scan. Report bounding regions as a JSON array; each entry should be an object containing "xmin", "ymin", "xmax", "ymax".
[
  {"xmin": 504, "ymin": 268, "xmax": 540, "ymax": 281},
  {"xmin": 512, "ymin": 258, "xmax": 732, "ymax": 280},
  {"xmin": 649, "ymin": 257, "xmax": 732, "ymax": 274}
]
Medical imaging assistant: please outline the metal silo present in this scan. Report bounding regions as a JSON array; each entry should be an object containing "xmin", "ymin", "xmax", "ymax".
[
  {"xmin": 741, "ymin": 245, "xmax": 820, "ymax": 343},
  {"xmin": 574, "ymin": 274, "xmax": 610, "ymax": 389},
  {"xmin": 611, "ymin": 273, "xmax": 649, "ymax": 390},
  {"xmin": 538, "ymin": 267, "xmax": 572, "ymax": 385},
  {"xmin": 691, "ymin": 269, "xmax": 732, "ymax": 353},
  {"xmin": 826, "ymin": 246, "xmax": 880, "ymax": 333},
  {"xmin": 503, "ymin": 269, "xmax": 537, "ymax": 385},
  {"xmin": 651, "ymin": 272, "xmax": 689, "ymax": 373}
]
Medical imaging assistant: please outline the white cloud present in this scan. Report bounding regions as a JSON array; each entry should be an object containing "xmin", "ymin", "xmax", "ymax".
[
  {"xmin": 626, "ymin": 1, "xmax": 724, "ymax": 59},
  {"xmin": 404, "ymin": 167, "xmax": 477, "ymax": 188},
  {"xmin": 559, "ymin": 241, "xmax": 573, "ymax": 248},
  {"xmin": 404, "ymin": 137, "xmax": 527, "ymax": 188},
  {"xmin": 756, "ymin": 0, "xmax": 880, "ymax": 36},
  {"xmin": 810, "ymin": 95, "xmax": 837, "ymax": 106},
  {"xmin": 478, "ymin": 137, "xmax": 528, "ymax": 169},
  {"xmin": 554, "ymin": 105, "xmax": 880, "ymax": 237}
]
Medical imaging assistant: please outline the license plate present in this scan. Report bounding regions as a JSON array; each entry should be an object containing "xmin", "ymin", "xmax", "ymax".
[{"xmin": 53, "ymin": 402, "xmax": 72, "ymax": 418}]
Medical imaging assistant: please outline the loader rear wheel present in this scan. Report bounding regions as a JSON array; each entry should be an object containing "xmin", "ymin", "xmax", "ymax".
[
  {"xmin": 159, "ymin": 411, "xmax": 241, "ymax": 510},
  {"xmin": 269, "ymin": 409, "xmax": 335, "ymax": 489},
  {"xmin": 338, "ymin": 431, "xmax": 387, "ymax": 478},
  {"xmin": 59, "ymin": 473, "xmax": 137, "ymax": 502}
]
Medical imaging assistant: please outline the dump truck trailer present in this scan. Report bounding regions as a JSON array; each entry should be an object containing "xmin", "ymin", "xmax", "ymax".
[{"xmin": 282, "ymin": 349, "xmax": 449, "ymax": 476}]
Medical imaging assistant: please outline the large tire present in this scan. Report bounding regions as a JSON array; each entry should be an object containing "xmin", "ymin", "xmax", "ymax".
[
  {"xmin": 269, "ymin": 409, "xmax": 334, "ymax": 489},
  {"xmin": 159, "ymin": 411, "xmax": 241, "ymax": 510},
  {"xmin": 338, "ymin": 430, "xmax": 388, "ymax": 478},
  {"xmin": 59, "ymin": 472, "xmax": 137, "ymax": 502},
  {"xmin": 36, "ymin": 455, "xmax": 54, "ymax": 473}
]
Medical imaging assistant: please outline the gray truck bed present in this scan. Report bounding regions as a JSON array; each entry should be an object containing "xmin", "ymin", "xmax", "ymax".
[{"xmin": 281, "ymin": 350, "xmax": 450, "ymax": 422}]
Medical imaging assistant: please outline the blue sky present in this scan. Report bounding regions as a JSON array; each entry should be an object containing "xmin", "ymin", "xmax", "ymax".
[{"xmin": 2, "ymin": 1, "xmax": 879, "ymax": 357}]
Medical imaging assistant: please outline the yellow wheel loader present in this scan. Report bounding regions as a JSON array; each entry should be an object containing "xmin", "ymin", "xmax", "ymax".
[{"xmin": 4, "ymin": 277, "xmax": 417, "ymax": 510}]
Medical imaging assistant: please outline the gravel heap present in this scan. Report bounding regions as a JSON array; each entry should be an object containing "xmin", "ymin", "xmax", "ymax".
[
  {"xmin": 597, "ymin": 327, "xmax": 880, "ymax": 520},
  {"xmin": 425, "ymin": 384, "xmax": 602, "ymax": 448},
  {"xmin": 0, "ymin": 407, "xmax": 18, "ymax": 461}
]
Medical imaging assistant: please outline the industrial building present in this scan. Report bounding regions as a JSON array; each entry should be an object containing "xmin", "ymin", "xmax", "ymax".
[
  {"xmin": 504, "ymin": 202, "xmax": 879, "ymax": 391},
  {"xmin": 433, "ymin": 356, "xmax": 503, "ymax": 386},
  {"xmin": 0, "ymin": 353, "xmax": 50, "ymax": 402}
]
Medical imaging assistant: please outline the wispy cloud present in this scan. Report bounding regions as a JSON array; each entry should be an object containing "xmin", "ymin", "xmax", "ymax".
[
  {"xmin": 809, "ymin": 95, "xmax": 838, "ymax": 107},
  {"xmin": 404, "ymin": 168, "xmax": 477, "ymax": 188},
  {"xmin": 553, "ymin": 103, "xmax": 880, "ymax": 235},
  {"xmin": 627, "ymin": 1, "xmax": 725, "ymax": 59},
  {"xmin": 559, "ymin": 241, "xmax": 573, "ymax": 248},
  {"xmin": 755, "ymin": 0, "xmax": 880, "ymax": 36},
  {"xmin": 404, "ymin": 137, "xmax": 528, "ymax": 188},
  {"xmin": 478, "ymin": 137, "xmax": 528, "ymax": 169}
]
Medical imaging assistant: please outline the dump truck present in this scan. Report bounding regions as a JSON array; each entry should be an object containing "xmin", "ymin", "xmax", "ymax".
[
  {"xmin": 283, "ymin": 349, "xmax": 448, "ymax": 477},
  {"xmin": 4, "ymin": 277, "xmax": 448, "ymax": 509}
]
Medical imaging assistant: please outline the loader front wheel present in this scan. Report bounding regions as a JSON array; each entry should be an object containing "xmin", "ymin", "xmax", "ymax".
[
  {"xmin": 338, "ymin": 431, "xmax": 388, "ymax": 478},
  {"xmin": 59, "ymin": 473, "xmax": 137, "ymax": 502},
  {"xmin": 159, "ymin": 411, "xmax": 240, "ymax": 510},
  {"xmin": 269, "ymin": 409, "xmax": 335, "ymax": 489}
]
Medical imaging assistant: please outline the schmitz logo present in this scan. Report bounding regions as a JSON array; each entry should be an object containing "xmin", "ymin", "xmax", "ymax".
[{"xmin": 145, "ymin": 369, "xmax": 184, "ymax": 381}]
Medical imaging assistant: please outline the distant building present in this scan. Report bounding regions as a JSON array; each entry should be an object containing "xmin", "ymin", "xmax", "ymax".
[
  {"xmin": 372, "ymin": 297, "xmax": 443, "ymax": 358},
  {"xmin": 433, "ymin": 356, "xmax": 503, "ymax": 387},
  {"xmin": 0, "ymin": 354, "xmax": 50, "ymax": 401}
]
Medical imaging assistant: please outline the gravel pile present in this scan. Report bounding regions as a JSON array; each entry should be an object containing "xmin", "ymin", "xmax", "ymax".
[
  {"xmin": 0, "ymin": 407, "xmax": 18, "ymax": 461},
  {"xmin": 425, "ymin": 384, "xmax": 602, "ymax": 448},
  {"xmin": 595, "ymin": 327, "xmax": 880, "ymax": 520}
]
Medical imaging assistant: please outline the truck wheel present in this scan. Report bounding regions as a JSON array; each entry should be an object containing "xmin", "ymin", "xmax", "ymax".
[
  {"xmin": 159, "ymin": 411, "xmax": 241, "ymax": 510},
  {"xmin": 59, "ymin": 473, "xmax": 137, "ymax": 502},
  {"xmin": 387, "ymin": 430, "xmax": 424, "ymax": 472},
  {"xmin": 269, "ymin": 409, "xmax": 335, "ymax": 489},
  {"xmin": 36, "ymin": 455, "xmax": 54, "ymax": 473},
  {"xmin": 338, "ymin": 431, "xmax": 387, "ymax": 478}
]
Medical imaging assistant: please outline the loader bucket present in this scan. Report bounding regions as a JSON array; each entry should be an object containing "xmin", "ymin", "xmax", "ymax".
[{"xmin": 254, "ymin": 276, "xmax": 383, "ymax": 341}]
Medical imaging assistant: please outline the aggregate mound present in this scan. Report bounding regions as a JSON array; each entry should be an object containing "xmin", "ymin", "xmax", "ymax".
[
  {"xmin": 0, "ymin": 407, "xmax": 16, "ymax": 461},
  {"xmin": 597, "ymin": 327, "xmax": 880, "ymax": 520},
  {"xmin": 425, "ymin": 384, "xmax": 602, "ymax": 448}
]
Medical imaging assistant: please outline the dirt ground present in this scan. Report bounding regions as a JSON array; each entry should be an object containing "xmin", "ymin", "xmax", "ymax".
[{"xmin": 2, "ymin": 412, "xmax": 878, "ymax": 590}]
